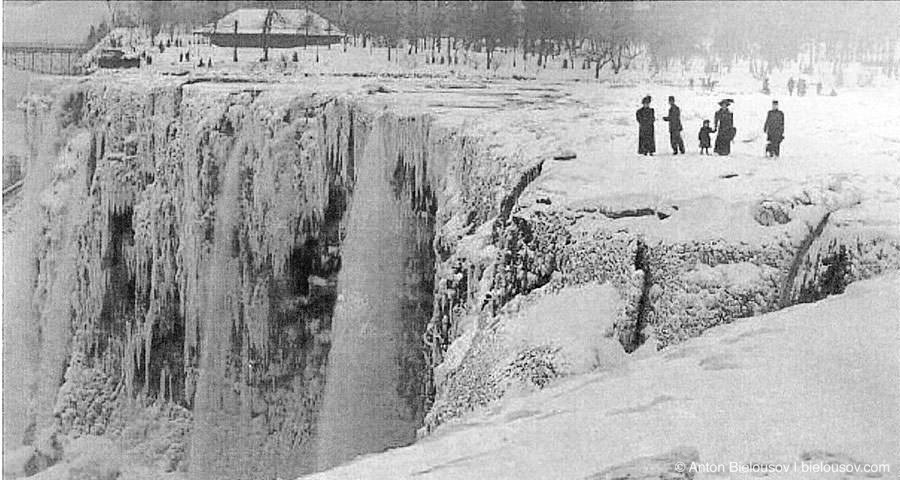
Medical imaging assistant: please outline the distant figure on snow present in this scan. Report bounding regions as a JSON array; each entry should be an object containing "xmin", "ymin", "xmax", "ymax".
[
  {"xmin": 816, "ymin": 81, "xmax": 823, "ymax": 95},
  {"xmin": 797, "ymin": 78, "xmax": 807, "ymax": 97},
  {"xmin": 787, "ymin": 77, "xmax": 795, "ymax": 96},
  {"xmin": 636, "ymin": 96, "xmax": 656, "ymax": 155},
  {"xmin": 762, "ymin": 77, "xmax": 770, "ymax": 95},
  {"xmin": 663, "ymin": 96, "xmax": 685, "ymax": 155},
  {"xmin": 763, "ymin": 100, "xmax": 785, "ymax": 157},
  {"xmin": 713, "ymin": 99, "xmax": 735, "ymax": 155},
  {"xmin": 699, "ymin": 120, "xmax": 713, "ymax": 155}
]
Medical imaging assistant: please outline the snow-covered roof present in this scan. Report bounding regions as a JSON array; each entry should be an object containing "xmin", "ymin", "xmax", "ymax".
[{"xmin": 194, "ymin": 8, "xmax": 343, "ymax": 37}]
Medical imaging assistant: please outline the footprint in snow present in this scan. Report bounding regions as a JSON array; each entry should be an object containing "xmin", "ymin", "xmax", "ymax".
[{"xmin": 698, "ymin": 353, "xmax": 743, "ymax": 371}]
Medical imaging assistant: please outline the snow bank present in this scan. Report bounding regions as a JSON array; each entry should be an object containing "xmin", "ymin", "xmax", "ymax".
[{"xmin": 308, "ymin": 274, "xmax": 900, "ymax": 480}]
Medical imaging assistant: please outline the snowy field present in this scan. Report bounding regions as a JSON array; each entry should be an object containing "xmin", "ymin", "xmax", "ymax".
[
  {"xmin": 307, "ymin": 274, "xmax": 899, "ymax": 480},
  {"xmin": 502, "ymin": 80, "xmax": 900, "ymax": 246}
]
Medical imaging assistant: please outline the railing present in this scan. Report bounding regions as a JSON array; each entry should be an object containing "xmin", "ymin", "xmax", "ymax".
[{"xmin": 2, "ymin": 42, "xmax": 92, "ymax": 75}]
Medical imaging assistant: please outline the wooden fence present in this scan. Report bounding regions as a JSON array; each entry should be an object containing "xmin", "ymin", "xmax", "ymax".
[{"xmin": 3, "ymin": 42, "xmax": 91, "ymax": 75}]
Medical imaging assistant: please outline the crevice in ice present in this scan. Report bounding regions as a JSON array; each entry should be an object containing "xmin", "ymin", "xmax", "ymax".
[
  {"xmin": 623, "ymin": 239, "xmax": 652, "ymax": 353},
  {"xmin": 85, "ymin": 134, "xmax": 97, "ymax": 193},
  {"xmin": 779, "ymin": 212, "xmax": 832, "ymax": 308},
  {"xmin": 102, "ymin": 207, "xmax": 133, "ymax": 270},
  {"xmin": 600, "ymin": 207, "xmax": 672, "ymax": 220},
  {"xmin": 494, "ymin": 160, "xmax": 544, "ymax": 240},
  {"xmin": 797, "ymin": 244, "xmax": 851, "ymax": 303}
]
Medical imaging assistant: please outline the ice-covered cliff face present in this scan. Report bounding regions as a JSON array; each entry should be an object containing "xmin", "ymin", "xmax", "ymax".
[
  {"xmin": 2, "ymin": 77, "xmax": 545, "ymax": 479},
  {"xmin": 5, "ymin": 76, "xmax": 900, "ymax": 480}
]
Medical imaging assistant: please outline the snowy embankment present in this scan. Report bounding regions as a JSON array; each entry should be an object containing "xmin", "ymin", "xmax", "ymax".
[
  {"xmin": 423, "ymin": 81, "xmax": 900, "ymax": 432},
  {"xmin": 308, "ymin": 274, "xmax": 900, "ymax": 480}
]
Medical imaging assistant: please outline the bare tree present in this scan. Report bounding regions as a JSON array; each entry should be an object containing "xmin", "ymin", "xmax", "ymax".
[
  {"xmin": 584, "ymin": 3, "xmax": 640, "ymax": 76},
  {"xmin": 262, "ymin": 5, "xmax": 277, "ymax": 62}
]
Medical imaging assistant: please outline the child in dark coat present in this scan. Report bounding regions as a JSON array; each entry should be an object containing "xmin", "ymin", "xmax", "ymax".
[{"xmin": 699, "ymin": 120, "xmax": 713, "ymax": 155}]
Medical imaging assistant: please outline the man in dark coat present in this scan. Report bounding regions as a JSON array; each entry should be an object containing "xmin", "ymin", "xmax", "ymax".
[
  {"xmin": 636, "ymin": 95, "xmax": 656, "ymax": 155},
  {"xmin": 713, "ymin": 99, "xmax": 735, "ymax": 155},
  {"xmin": 663, "ymin": 95, "xmax": 685, "ymax": 155},
  {"xmin": 763, "ymin": 100, "xmax": 785, "ymax": 157}
]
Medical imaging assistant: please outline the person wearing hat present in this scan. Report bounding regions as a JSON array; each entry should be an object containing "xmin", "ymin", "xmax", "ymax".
[
  {"xmin": 763, "ymin": 100, "xmax": 785, "ymax": 157},
  {"xmin": 713, "ymin": 99, "xmax": 735, "ymax": 155},
  {"xmin": 663, "ymin": 95, "xmax": 685, "ymax": 155},
  {"xmin": 636, "ymin": 95, "xmax": 656, "ymax": 155}
]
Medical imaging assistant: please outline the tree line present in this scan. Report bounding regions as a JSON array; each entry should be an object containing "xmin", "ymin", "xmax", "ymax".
[{"xmin": 105, "ymin": 1, "xmax": 900, "ymax": 77}]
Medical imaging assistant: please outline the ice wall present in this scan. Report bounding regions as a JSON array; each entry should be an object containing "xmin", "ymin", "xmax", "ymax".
[
  {"xmin": 2, "ymin": 95, "xmax": 55, "ymax": 450},
  {"xmin": 5, "ymin": 76, "xmax": 541, "ymax": 479},
  {"xmin": 315, "ymin": 114, "xmax": 435, "ymax": 470},
  {"xmin": 3, "ymin": 79, "xmax": 370, "ymax": 477},
  {"xmin": 422, "ymin": 181, "xmax": 900, "ymax": 432},
  {"xmin": 174, "ymin": 88, "xmax": 370, "ymax": 479}
]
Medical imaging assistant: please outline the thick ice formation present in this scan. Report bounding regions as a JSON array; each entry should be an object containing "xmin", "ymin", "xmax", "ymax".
[
  {"xmin": 2, "ymin": 75, "xmax": 546, "ymax": 478},
  {"xmin": 3, "ymin": 95, "xmax": 56, "ymax": 450},
  {"xmin": 3, "ymin": 72, "xmax": 899, "ymax": 480},
  {"xmin": 316, "ymin": 114, "xmax": 435, "ymax": 469}
]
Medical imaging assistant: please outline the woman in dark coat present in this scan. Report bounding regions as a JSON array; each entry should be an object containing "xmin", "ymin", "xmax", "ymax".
[
  {"xmin": 713, "ymin": 99, "xmax": 735, "ymax": 155},
  {"xmin": 636, "ymin": 95, "xmax": 656, "ymax": 155}
]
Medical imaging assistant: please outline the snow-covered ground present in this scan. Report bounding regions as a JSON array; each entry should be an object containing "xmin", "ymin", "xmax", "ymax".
[
  {"xmin": 307, "ymin": 273, "xmax": 900, "ymax": 480},
  {"xmin": 491, "ymin": 81, "xmax": 900, "ymax": 261}
]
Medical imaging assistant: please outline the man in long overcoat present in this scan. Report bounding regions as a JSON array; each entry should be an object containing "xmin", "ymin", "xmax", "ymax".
[
  {"xmin": 763, "ymin": 100, "xmax": 785, "ymax": 157},
  {"xmin": 663, "ymin": 96, "xmax": 685, "ymax": 155}
]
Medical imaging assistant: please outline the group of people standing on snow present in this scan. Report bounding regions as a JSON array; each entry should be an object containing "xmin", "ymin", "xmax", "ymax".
[{"xmin": 636, "ymin": 96, "xmax": 785, "ymax": 157}]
